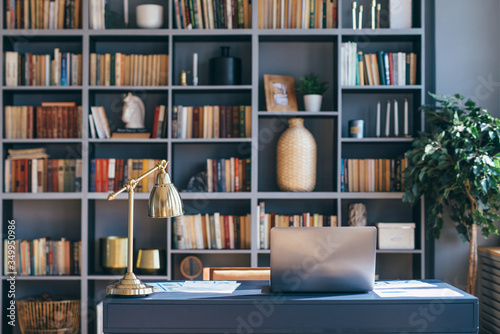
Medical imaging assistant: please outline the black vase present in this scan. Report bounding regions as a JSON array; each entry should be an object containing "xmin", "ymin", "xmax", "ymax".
[{"xmin": 209, "ymin": 46, "xmax": 241, "ymax": 85}]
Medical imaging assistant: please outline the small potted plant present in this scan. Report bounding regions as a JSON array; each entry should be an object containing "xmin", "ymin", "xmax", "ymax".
[{"xmin": 296, "ymin": 73, "xmax": 328, "ymax": 112}]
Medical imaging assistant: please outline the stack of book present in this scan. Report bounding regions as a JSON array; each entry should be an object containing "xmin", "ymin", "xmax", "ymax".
[
  {"xmin": 3, "ymin": 238, "xmax": 81, "ymax": 276},
  {"xmin": 341, "ymin": 42, "xmax": 417, "ymax": 86},
  {"xmin": 174, "ymin": 0, "xmax": 252, "ymax": 29},
  {"xmin": 258, "ymin": 0, "xmax": 338, "ymax": 29},
  {"xmin": 257, "ymin": 202, "xmax": 338, "ymax": 249},
  {"xmin": 5, "ymin": 0, "xmax": 81, "ymax": 29},
  {"xmin": 173, "ymin": 105, "xmax": 251, "ymax": 139},
  {"xmin": 88, "ymin": 106, "xmax": 110, "ymax": 139},
  {"xmin": 4, "ymin": 102, "xmax": 82, "ymax": 139},
  {"xmin": 172, "ymin": 213, "xmax": 251, "ymax": 250},
  {"xmin": 89, "ymin": 53, "xmax": 168, "ymax": 86},
  {"xmin": 4, "ymin": 148, "xmax": 82, "ymax": 193},
  {"xmin": 206, "ymin": 157, "xmax": 251, "ymax": 192},
  {"xmin": 5, "ymin": 49, "xmax": 82, "ymax": 87},
  {"xmin": 340, "ymin": 157, "xmax": 408, "ymax": 192},
  {"xmin": 90, "ymin": 158, "xmax": 161, "ymax": 193}
]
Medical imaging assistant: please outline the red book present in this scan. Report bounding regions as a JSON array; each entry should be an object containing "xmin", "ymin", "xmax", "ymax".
[
  {"xmin": 152, "ymin": 106, "xmax": 160, "ymax": 138},
  {"xmin": 36, "ymin": 106, "xmax": 43, "ymax": 138},
  {"xmin": 212, "ymin": 158, "xmax": 218, "ymax": 192},
  {"xmin": 388, "ymin": 52, "xmax": 394, "ymax": 86},
  {"xmin": 192, "ymin": 106, "xmax": 200, "ymax": 138},
  {"xmin": 234, "ymin": 157, "xmax": 239, "ymax": 192},
  {"xmin": 27, "ymin": 106, "xmax": 34, "ymax": 139},
  {"xmin": 114, "ymin": 159, "xmax": 123, "ymax": 192},
  {"xmin": 224, "ymin": 215, "xmax": 231, "ymax": 249},
  {"xmin": 232, "ymin": 106, "xmax": 239, "ymax": 138},
  {"xmin": 95, "ymin": 159, "xmax": 102, "ymax": 192},
  {"xmin": 101, "ymin": 159, "xmax": 109, "ymax": 193},
  {"xmin": 226, "ymin": 106, "xmax": 232, "ymax": 138}
]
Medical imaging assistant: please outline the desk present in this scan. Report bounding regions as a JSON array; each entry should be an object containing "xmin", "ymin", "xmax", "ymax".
[{"xmin": 102, "ymin": 280, "xmax": 478, "ymax": 334}]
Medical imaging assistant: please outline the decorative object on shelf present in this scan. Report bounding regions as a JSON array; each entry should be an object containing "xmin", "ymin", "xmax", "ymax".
[
  {"xmin": 376, "ymin": 223, "xmax": 415, "ymax": 249},
  {"xmin": 277, "ymin": 118, "xmax": 317, "ymax": 192},
  {"xmin": 209, "ymin": 46, "xmax": 241, "ymax": 85},
  {"xmin": 106, "ymin": 160, "xmax": 184, "ymax": 296},
  {"xmin": 185, "ymin": 171, "xmax": 208, "ymax": 192},
  {"xmin": 390, "ymin": 0, "xmax": 412, "ymax": 29},
  {"xmin": 352, "ymin": 2, "xmax": 357, "ymax": 29},
  {"xmin": 124, "ymin": 0, "xmax": 129, "ymax": 27},
  {"xmin": 385, "ymin": 100, "xmax": 391, "ymax": 137},
  {"xmin": 180, "ymin": 70, "xmax": 189, "ymax": 86},
  {"xmin": 404, "ymin": 98, "xmax": 410, "ymax": 137},
  {"xmin": 180, "ymin": 255, "xmax": 203, "ymax": 280},
  {"xmin": 100, "ymin": 236, "xmax": 128, "ymax": 275},
  {"xmin": 377, "ymin": 3, "xmax": 381, "ymax": 28},
  {"xmin": 264, "ymin": 75, "xmax": 298, "ymax": 112},
  {"xmin": 371, "ymin": 0, "xmax": 376, "ymax": 29},
  {"xmin": 122, "ymin": 93, "xmax": 146, "ymax": 129},
  {"xmin": 348, "ymin": 203, "xmax": 367, "ymax": 226},
  {"xmin": 349, "ymin": 120, "xmax": 365, "ymax": 138},
  {"xmin": 296, "ymin": 73, "xmax": 328, "ymax": 112},
  {"xmin": 394, "ymin": 99, "xmax": 399, "ymax": 136},
  {"xmin": 358, "ymin": 5, "xmax": 363, "ymax": 29},
  {"xmin": 403, "ymin": 93, "xmax": 500, "ymax": 296},
  {"xmin": 18, "ymin": 296, "xmax": 80, "ymax": 334},
  {"xmin": 136, "ymin": 248, "xmax": 165, "ymax": 275},
  {"xmin": 193, "ymin": 52, "xmax": 198, "ymax": 86},
  {"xmin": 376, "ymin": 100, "xmax": 381, "ymax": 137},
  {"xmin": 136, "ymin": 4, "xmax": 163, "ymax": 28}
]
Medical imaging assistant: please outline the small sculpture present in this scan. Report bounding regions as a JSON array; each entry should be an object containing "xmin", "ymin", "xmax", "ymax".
[
  {"xmin": 348, "ymin": 203, "xmax": 367, "ymax": 226},
  {"xmin": 122, "ymin": 93, "xmax": 146, "ymax": 129}
]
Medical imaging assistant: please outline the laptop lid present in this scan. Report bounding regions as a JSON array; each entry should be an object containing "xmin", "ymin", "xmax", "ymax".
[{"xmin": 270, "ymin": 226, "xmax": 376, "ymax": 292}]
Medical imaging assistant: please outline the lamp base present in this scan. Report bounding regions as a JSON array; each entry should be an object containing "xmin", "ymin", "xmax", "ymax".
[{"xmin": 106, "ymin": 272, "xmax": 154, "ymax": 296}]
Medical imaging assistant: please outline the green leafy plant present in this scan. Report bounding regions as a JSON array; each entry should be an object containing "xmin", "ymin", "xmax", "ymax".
[
  {"xmin": 296, "ymin": 73, "xmax": 328, "ymax": 95},
  {"xmin": 403, "ymin": 93, "xmax": 500, "ymax": 295}
]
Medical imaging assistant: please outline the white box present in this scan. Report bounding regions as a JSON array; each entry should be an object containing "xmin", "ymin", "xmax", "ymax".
[{"xmin": 376, "ymin": 223, "xmax": 415, "ymax": 249}]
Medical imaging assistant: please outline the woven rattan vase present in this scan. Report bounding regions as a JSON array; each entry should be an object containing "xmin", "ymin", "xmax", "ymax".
[{"xmin": 277, "ymin": 118, "xmax": 317, "ymax": 191}]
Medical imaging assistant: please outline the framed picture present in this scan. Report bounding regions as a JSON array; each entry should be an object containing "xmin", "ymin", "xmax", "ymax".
[{"xmin": 264, "ymin": 74, "xmax": 298, "ymax": 112}]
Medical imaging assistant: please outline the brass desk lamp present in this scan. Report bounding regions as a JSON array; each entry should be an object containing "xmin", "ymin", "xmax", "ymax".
[{"xmin": 106, "ymin": 160, "xmax": 183, "ymax": 296}]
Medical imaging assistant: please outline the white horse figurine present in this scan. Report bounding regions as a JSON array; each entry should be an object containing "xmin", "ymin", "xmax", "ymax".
[{"xmin": 122, "ymin": 93, "xmax": 146, "ymax": 129}]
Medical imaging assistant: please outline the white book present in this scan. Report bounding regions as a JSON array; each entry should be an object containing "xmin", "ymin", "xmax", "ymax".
[
  {"xmin": 214, "ymin": 213, "xmax": 223, "ymax": 249},
  {"xmin": 226, "ymin": 0, "xmax": 232, "ymax": 28},
  {"xmin": 49, "ymin": 1, "xmax": 55, "ymax": 29},
  {"xmin": 45, "ymin": 56, "xmax": 51, "ymax": 86},
  {"xmin": 88, "ymin": 114, "xmax": 97, "ymax": 139},
  {"xmin": 175, "ymin": 216, "xmax": 186, "ymax": 249},
  {"xmin": 71, "ymin": 54, "xmax": 78, "ymax": 86},
  {"xmin": 90, "ymin": 107, "xmax": 105, "ymax": 139},
  {"xmin": 107, "ymin": 158, "xmax": 116, "ymax": 192},
  {"xmin": 31, "ymin": 158, "xmax": 38, "ymax": 193},
  {"xmin": 38, "ymin": 159, "xmax": 45, "ymax": 193},
  {"xmin": 181, "ymin": 106, "xmax": 189, "ymax": 139},
  {"xmin": 195, "ymin": 214, "xmax": 204, "ymax": 249},
  {"xmin": 205, "ymin": 213, "xmax": 212, "ymax": 249},
  {"xmin": 98, "ymin": 106, "xmax": 111, "ymax": 138},
  {"xmin": 4, "ymin": 158, "xmax": 11, "ymax": 193},
  {"xmin": 54, "ymin": 48, "xmax": 60, "ymax": 86},
  {"xmin": 228, "ymin": 216, "xmax": 235, "ymax": 249},
  {"xmin": 213, "ymin": 106, "xmax": 220, "ymax": 138},
  {"xmin": 5, "ymin": 51, "xmax": 18, "ymax": 87}
]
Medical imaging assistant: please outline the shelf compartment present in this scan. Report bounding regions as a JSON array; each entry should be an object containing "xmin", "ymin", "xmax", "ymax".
[
  {"xmin": 88, "ymin": 90, "xmax": 168, "ymax": 136},
  {"xmin": 376, "ymin": 253, "xmax": 422, "ymax": 279},
  {"xmin": 88, "ymin": 199, "xmax": 168, "ymax": 276},
  {"xmin": 172, "ymin": 142, "xmax": 252, "ymax": 192},
  {"xmin": 259, "ymin": 37, "xmax": 337, "ymax": 112},
  {"xmin": 2, "ymin": 279, "xmax": 80, "ymax": 300},
  {"xmin": 341, "ymin": 141, "xmax": 411, "ymax": 159},
  {"xmin": 340, "ymin": 0, "xmax": 422, "ymax": 29},
  {"xmin": 89, "ymin": 35, "xmax": 169, "ymax": 56},
  {"xmin": 171, "ymin": 253, "xmax": 250, "ymax": 280},
  {"xmin": 259, "ymin": 111, "xmax": 339, "ymax": 117},
  {"xmin": 172, "ymin": 35, "xmax": 252, "ymax": 86},
  {"xmin": 92, "ymin": 0, "xmax": 169, "ymax": 29},
  {"xmin": 341, "ymin": 90, "xmax": 422, "ymax": 138},
  {"xmin": 258, "ymin": 117, "xmax": 337, "ymax": 192}
]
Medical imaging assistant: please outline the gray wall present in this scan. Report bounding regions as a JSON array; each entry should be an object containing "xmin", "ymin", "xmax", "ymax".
[{"xmin": 434, "ymin": 0, "xmax": 500, "ymax": 289}]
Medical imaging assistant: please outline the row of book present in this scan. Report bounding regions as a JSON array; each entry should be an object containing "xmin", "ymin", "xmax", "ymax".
[
  {"xmin": 206, "ymin": 158, "xmax": 251, "ymax": 192},
  {"xmin": 3, "ymin": 238, "xmax": 81, "ymax": 276},
  {"xmin": 340, "ymin": 157, "xmax": 408, "ymax": 193},
  {"xmin": 5, "ymin": 50, "xmax": 82, "ymax": 87},
  {"xmin": 172, "ymin": 105, "xmax": 252, "ymax": 139},
  {"xmin": 172, "ymin": 214, "xmax": 251, "ymax": 250},
  {"xmin": 5, "ymin": 154, "xmax": 82, "ymax": 193},
  {"xmin": 5, "ymin": 0, "xmax": 81, "ymax": 29},
  {"xmin": 257, "ymin": 202, "xmax": 338, "ymax": 249},
  {"xmin": 174, "ymin": 0, "xmax": 252, "ymax": 29},
  {"xmin": 258, "ymin": 0, "xmax": 338, "ymax": 29},
  {"xmin": 341, "ymin": 42, "xmax": 417, "ymax": 86},
  {"xmin": 89, "ymin": 53, "xmax": 169, "ymax": 87},
  {"xmin": 90, "ymin": 158, "xmax": 161, "ymax": 193},
  {"xmin": 4, "ymin": 103, "xmax": 82, "ymax": 139}
]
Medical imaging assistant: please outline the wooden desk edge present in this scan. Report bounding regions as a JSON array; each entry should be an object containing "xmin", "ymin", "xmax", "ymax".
[{"xmin": 478, "ymin": 246, "xmax": 500, "ymax": 257}]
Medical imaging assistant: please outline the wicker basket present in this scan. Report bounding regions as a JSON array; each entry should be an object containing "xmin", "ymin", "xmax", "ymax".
[
  {"xmin": 277, "ymin": 118, "xmax": 317, "ymax": 191},
  {"xmin": 18, "ymin": 300, "xmax": 80, "ymax": 334}
]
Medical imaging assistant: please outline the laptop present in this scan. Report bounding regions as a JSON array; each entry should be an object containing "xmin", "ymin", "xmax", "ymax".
[{"xmin": 270, "ymin": 226, "xmax": 376, "ymax": 292}]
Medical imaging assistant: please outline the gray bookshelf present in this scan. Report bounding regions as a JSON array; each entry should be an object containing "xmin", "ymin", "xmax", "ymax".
[{"xmin": 0, "ymin": 0, "xmax": 427, "ymax": 333}]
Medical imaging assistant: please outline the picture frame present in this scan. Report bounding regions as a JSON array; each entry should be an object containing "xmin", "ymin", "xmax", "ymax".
[{"xmin": 264, "ymin": 74, "xmax": 298, "ymax": 112}]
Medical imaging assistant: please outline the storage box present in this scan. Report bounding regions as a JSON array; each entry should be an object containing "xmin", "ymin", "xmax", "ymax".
[{"xmin": 376, "ymin": 223, "xmax": 415, "ymax": 249}]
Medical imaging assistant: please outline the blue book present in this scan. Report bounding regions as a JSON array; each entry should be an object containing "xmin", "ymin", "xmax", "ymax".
[
  {"xmin": 217, "ymin": 159, "xmax": 223, "ymax": 192},
  {"xmin": 89, "ymin": 159, "xmax": 96, "ymax": 192},
  {"xmin": 60, "ymin": 53, "xmax": 68, "ymax": 86}
]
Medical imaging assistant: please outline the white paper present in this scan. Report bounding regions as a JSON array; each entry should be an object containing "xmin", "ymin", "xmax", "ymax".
[
  {"xmin": 374, "ymin": 280, "xmax": 437, "ymax": 289},
  {"xmin": 149, "ymin": 282, "xmax": 184, "ymax": 293},
  {"xmin": 374, "ymin": 288, "xmax": 463, "ymax": 298},
  {"xmin": 177, "ymin": 281, "xmax": 241, "ymax": 293}
]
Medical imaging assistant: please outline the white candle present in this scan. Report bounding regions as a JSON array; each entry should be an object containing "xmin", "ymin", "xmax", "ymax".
[
  {"xmin": 124, "ymin": 0, "xmax": 129, "ymax": 26},
  {"xmin": 376, "ymin": 100, "xmax": 380, "ymax": 137},
  {"xmin": 193, "ymin": 53, "xmax": 198, "ymax": 86},
  {"xmin": 352, "ymin": 2, "xmax": 357, "ymax": 30},
  {"xmin": 404, "ymin": 98, "xmax": 409, "ymax": 136},
  {"xmin": 385, "ymin": 100, "xmax": 390, "ymax": 137},
  {"xmin": 394, "ymin": 99, "xmax": 399, "ymax": 137}
]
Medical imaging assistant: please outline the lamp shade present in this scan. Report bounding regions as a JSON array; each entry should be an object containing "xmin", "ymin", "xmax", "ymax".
[{"xmin": 148, "ymin": 171, "xmax": 184, "ymax": 218}]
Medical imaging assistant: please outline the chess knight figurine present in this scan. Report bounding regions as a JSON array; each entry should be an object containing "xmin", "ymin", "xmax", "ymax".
[{"xmin": 122, "ymin": 93, "xmax": 146, "ymax": 129}]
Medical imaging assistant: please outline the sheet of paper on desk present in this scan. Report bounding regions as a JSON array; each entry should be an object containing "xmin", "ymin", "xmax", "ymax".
[
  {"xmin": 176, "ymin": 281, "xmax": 241, "ymax": 293},
  {"xmin": 374, "ymin": 280, "xmax": 437, "ymax": 289},
  {"xmin": 374, "ymin": 288, "xmax": 463, "ymax": 298},
  {"xmin": 149, "ymin": 282, "xmax": 184, "ymax": 293}
]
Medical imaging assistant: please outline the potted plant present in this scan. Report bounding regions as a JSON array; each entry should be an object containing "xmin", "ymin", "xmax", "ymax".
[
  {"xmin": 296, "ymin": 73, "xmax": 328, "ymax": 112},
  {"xmin": 402, "ymin": 93, "xmax": 500, "ymax": 295}
]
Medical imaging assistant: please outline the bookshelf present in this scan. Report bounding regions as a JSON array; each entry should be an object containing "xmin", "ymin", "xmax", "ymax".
[{"xmin": 1, "ymin": 1, "xmax": 426, "ymax": 333}]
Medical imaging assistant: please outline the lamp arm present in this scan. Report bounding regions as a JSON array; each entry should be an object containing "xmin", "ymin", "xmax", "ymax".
[{"xmin": 107, "ymin": 160, "xmax": 169, "ymax": 201}]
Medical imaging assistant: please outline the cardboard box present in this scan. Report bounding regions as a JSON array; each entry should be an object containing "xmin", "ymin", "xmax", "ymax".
[{"xmin": 376, "ymin": 223, "xmax": 415, "ymax": 249}]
